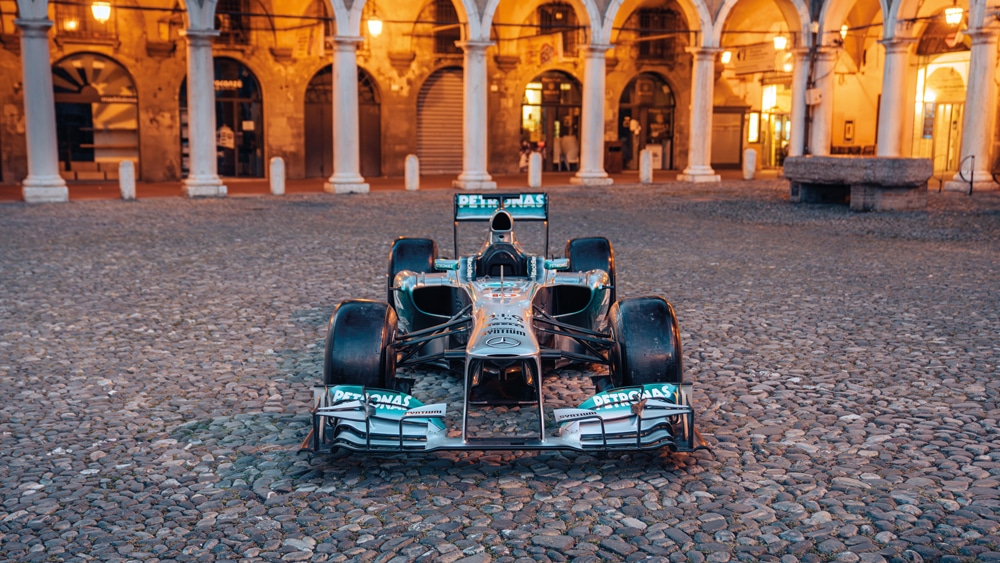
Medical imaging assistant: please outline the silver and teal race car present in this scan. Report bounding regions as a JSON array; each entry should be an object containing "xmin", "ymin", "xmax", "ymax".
[{"xmin": 303, "ymin": 193, "xmax": 705, "ymax": 454}]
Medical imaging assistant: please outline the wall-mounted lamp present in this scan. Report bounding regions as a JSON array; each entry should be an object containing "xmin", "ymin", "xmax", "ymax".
[
  {"xmin": 91, "ymin": 1, "xmax": 111, "ymax": 24},
  {"xmin": 840, "ymin": 24, "xmax": 848, "ymax": 40},
  {"xmin": 366, "ymin": 2, "xmax": 383, "ymax": 37},
  {"xmin": 944, "ymin": 7, "xmax": 963, "ymax": 25},
  {"xmin": 63, "ymin": 17, "xmax": 81, "ymax": 31},
  {"xmin": 367, "ymin": 16, "xmax": 383, "ymax": 36},
  {"xmin": 721, "ymin": 50, "xmax": 732, "ymax": 64},
  {"xmin": 773, "ymin": 35, "xmax": 787, "ymax": 50}
]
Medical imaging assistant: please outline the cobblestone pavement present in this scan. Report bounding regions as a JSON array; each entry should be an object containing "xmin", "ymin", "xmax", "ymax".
[{"xmin": 2, "ymin": 181, "xmax": 999, "ymax": 563}]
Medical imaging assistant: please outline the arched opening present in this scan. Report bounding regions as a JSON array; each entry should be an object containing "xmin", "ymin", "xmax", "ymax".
[
  {"xmin": 911, "ymin": 16, "xmax": 970, "ymax": 176},
  {"xmin": 417, "ymin": 67, "xmax": 464, "ymax": 174},
  {"xmin": 618, "ymin": 73, "xmax": 676, "ymax": 171},
  {"xmin": 179, "ymin": 57, "xmax": 264, "ymax": 178},
  {"xmin": 53, "ymin": 53, "xmax": 138, "ymax": 180},
  {"xmin": 304, "ymin": 66, "xmax": 382, "ymax": 178},
  {"xmin": 521, "ymin": 70, "xmax": 582, "ymax": 172}
]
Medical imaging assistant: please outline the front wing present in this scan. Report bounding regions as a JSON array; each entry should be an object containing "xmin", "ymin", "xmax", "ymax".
[{"xmin": 301, "ymin": 383, "xmax": 707, "ymax": 453}]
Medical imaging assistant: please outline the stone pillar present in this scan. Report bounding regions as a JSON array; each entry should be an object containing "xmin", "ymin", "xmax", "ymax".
[
  {"xmin": 182, "ymin": 29, "xmax": 227, "ymax": 197},
  {"xmin": 16, "ymin": 18, "xmax": 68, "ymax": 203},
  {"xmin": 452, "ymin": 40, "xmax": 496, "ymax": 190},
  {"xmin": 809, "ymin": 49, "xmax": 837, "ymax": 156},
  {"xmin": 677, "ymin": 48, "xmax": 720, "ymax": 182},
  {"xmin": 945, "ymin": 29, "xmax": 1000, "ymax": 192},
  {"xmin": 876, "ymin": 38, "xmax": 915, "ymax": 157},
  {"xmin": 571, "ymin": 44, "xmax": 613, "ymax": 186},
  {"xmin": 325, "ymin": 36, "xmax": 369, "ymax": 194},
  {"xmin": 788, "ymin": 48, "xmax": 810, "ymax": 157}
]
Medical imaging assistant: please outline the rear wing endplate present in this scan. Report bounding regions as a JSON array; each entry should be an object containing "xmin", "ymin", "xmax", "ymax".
[{"xmin": 453, "ymin": 193, "xmax": 549, "ymax": 257}]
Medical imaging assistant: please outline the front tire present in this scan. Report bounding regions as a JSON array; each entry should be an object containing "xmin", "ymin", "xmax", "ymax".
[
  {"xmin": 566, "ymin": 237, "xmax": 616, "ymax": 304},
  {"xmin": 323, "ymin": 300, "xmax": 397, "ymax": 389},
  {"xmin": 608, "ymin": 297, "xmax": 683, "ymax": 387},
  {"xmin": 387, "ymin": 238, "xmax": 437, "ymax": 308}
]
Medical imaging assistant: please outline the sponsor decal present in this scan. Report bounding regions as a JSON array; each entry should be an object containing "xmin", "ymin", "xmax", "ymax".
[
  {"xmin": 455, "ymin": 193, "xmax": 547, "ymax": 220},
  {"xmin": 331, "ymin": 386, "xmax": 415, "ymax": 410},
  {"xmin": 578, "ymin": 384, "xmax": 680, "ymax": 412},
  {"xmin": 328, "ymin": 386, "xmax": 446, "ymax": 430},
  {"xmin": 486, "ymin": 336, "xmax": 521, "ymax": 348}
]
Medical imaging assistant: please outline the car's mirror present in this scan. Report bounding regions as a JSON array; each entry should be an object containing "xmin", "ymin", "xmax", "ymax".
[
  {"xmin": 434, "ymin": 259, "xmax": 460, "ymax": 271},
  {"xmin": 544, "ymin": 258, "xmax": 570, "ymax": 270}
]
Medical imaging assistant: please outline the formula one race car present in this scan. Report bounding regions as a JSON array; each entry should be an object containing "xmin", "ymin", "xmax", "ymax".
[{"xmin": 303, "ymin": 193, "xmax": 705, "ymax": 454}]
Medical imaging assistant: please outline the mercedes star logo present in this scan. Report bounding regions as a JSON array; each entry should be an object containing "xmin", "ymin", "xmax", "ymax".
[{"xmin": 486, "ymin": 336, "xmax": 520, "ymax": 348}]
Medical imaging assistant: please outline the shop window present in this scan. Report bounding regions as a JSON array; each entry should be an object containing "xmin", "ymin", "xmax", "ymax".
[
  {"xmin": 637, "ymin": 8, "xmax": 681, "ymax": 60},
  {"xmin": 538, "ymin": 3, "xmax": 580, "ymax": 57},
  {"xmin": 216, "ymin": 0, "xmax": 250, "ymax": 47},
  {"xmin": 434, "ymin": 0, "xmax": 462, "ymax": 55},
  {"xmin": 54, "ymin": 3, "xmax": 116, "ymax": 40}
]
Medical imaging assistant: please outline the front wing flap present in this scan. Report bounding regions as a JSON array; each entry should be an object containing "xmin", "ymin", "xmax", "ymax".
[{"xmin": 301, "ymin": 383, "xmax": 706, "ymax": 453}]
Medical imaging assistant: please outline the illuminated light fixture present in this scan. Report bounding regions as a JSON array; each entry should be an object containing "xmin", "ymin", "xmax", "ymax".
[
  {"xmin": 840, "ymin": 24, "xmax": 848, "ymax": 39},
  {"xmin": 91, "ymin": 1, "xmax": 111, "ymax": 24},
  {"xmin": 945, "ymin": 6, "xmax": 963, "ymax": 25},
  {"xmin": 367, "ymin": 16, "xmax": 383, "ymax": 36},
  {"xmin": 773, "ymin": 35, "xmax": 787, "ymax": 50},
  {"xmin": 367, "ymin": 1, "xmax": 383, "ymax": 36},
  {"xmin": 748, "ymin": 112, "xmax": 760, "ymax": 143},
  {"xmin": 721, "ymin": 50, "xmax": 732, "ymax": 64},
  {"xmin": 63, "ymin": 17, "xmax": 80, "ymax": 31}
]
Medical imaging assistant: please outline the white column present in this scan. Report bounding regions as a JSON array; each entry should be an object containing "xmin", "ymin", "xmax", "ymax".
[
  {"xmin": 876, "ymin": 39, "xmax": 914, "ymax": 156},
  {"xmin": 453, "ymin": 40, "xmax": 496, "ymax": 190},
  {"xmin": 325, "ymin": 36, "xmax": 369, "ymax": 194},
  {"xmin": 945, "ymin": 29, "xmax": 1000, "ymax": 192},
  {"xmin": 808, "ymin": 49, "xmax": 837, "ymax": 156},
  {"xmin": 16, "ymin": 18, "xmax": 68, "ymax": 203},
  {"xmin": 571, "ymin": 44, "xmax": 613, "ymax": 186},
  {"xmin": 182, "ymin": 29, "xmax": 226, "ymax": 197},
  {"xmin": 677, "ymin": 48, "xmax": 720, "ymax": 182},
  {"xmin": 787, "ymin": 48, "xmax": 810, "ymax": 157}
]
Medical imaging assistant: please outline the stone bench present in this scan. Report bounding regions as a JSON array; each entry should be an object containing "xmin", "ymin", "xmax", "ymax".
[{"xmin": 783, "ymin": 156, "xmax": 933, "ymax": 211}]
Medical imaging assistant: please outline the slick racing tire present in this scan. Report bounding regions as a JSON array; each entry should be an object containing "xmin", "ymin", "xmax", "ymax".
[
  {"xmin": 566, "ymin": 237, "xmax": 616, "ymax": 304},
  {"xmin": 324, "ymin": 300, "xmax": 398, "ymax": 390},
  {"xmin": 387, "ymin": 237, "xmax": 437, "ymax": 308},
  {"xmin": 608, "ymin": 297, "xmax": 683, "ymax": 387}
]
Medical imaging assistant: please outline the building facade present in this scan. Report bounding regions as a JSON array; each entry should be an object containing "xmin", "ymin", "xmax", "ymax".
[{"xmin": 1, "ymin": 0, "xmax": 997, "ymax": 201}]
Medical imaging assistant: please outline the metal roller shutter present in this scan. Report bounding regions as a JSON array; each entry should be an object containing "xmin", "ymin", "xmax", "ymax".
[{"xmin": 418, "ymin": 68, "xmax": 464, "ymax": 174}]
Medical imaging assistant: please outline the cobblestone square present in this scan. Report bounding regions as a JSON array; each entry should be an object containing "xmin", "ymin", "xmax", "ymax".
[{"xmin": 1, "ymin": 181, "xmax": 999, "ymax": 563}]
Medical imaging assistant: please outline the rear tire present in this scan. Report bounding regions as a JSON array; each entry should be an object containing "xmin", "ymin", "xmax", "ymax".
[
  {"xmin": 387, "ymin": 238, "xmax": 437, "ymax": 308},
  {"xmin": 323, "ymin": 300, "xmax": 397, "ymax": 389},
  {"xmin": 608, "ymin": 297, "xmax": 683, "ymax": 387}
]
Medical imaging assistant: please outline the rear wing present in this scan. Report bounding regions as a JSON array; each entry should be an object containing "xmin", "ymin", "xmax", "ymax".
[{"xmin": 453, "ymin": 193, "xmax": 549, "ymax": 257}]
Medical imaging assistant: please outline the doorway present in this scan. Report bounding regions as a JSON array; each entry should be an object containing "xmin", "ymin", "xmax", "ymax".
[
  {"xmin": 618, "ymin": 73, "xmax": 675, "ymax": 170},
  {"xmin": 521, "ymin": 71, "xmax": 582, "ymax": 171},
  {"xmin": 180, "ymin": 57, "xmax": 263, "ymax": 178},
  {"xmin": 304, "ymin": 66, "xmax": 382, "ymax": 178},
  {"xmin": 52, "ymin": 53, "xmax": 139, "ymax": 180},
  {"xmin": 418, "ymin": 67, "xmax": 464, "ymax": 174}
]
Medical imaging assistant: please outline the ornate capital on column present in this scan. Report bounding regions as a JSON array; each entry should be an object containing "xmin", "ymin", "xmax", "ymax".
[
  {"xmin": 332, "ymin": 35, "xmax": 364, "ymax": 52},
  {"xmin": 879, "ymin": 37, "xmax": 916, "ymax": 55},
  {"xmin": 14, "ymin": 18, "xmax": 53, "ymax": 37},
  {"xmin": 685, "ymin": 46, "xmax": 723, "ymax": 61},
  {"xmin": 967, "ymin": 28, "xmax": 1000, "ymax": 47},
  {"xmin": 181, "ymin": 28, "xmax": 219, "ymax": 48},
  {"xmin": 456, "ymin": 40, "xmax": 493, "ymax": 53}
]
